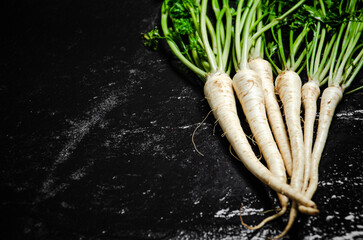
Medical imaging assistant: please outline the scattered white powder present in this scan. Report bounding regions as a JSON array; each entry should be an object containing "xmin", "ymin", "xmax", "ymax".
[
  {"xmin": 344, "ymin": 214, "xmax": 355, "ymax": 221},
  {"xmin": 331, "ymin": 231, "xmax": 363, "ymax": 240},
  {"xmin": 171, "ymin": 225, "xmax": 272, "ymax": 240},
  {"xmin": 335, "ymin": 109, "xmax": 363, "ymax": 120},
  {"xmin": 39, "ymin": 92, "xmax": 120, "ymax": 199},
  {"xmin": 214, "ymin": 208, "xmax": 231, "ymax": 218},
  {"xmin": 214, "ymin": 207, "xmax": 265, "ymax": 220},
  {"xmin": 38, "ymin": 50, "xmax": 156, "ymax": 200},
  {"xmin": 303, "ymin": 234, "xmax": 321, "ymax": 240}
]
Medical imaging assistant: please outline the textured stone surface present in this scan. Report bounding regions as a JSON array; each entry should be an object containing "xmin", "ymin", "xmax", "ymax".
[{"xmin": 1, "ymin": 1, "xmax": 362, "ymax": 239}]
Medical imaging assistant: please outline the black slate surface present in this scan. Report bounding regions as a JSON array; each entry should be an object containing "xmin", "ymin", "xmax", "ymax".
[{"xmin": 1, "ymin": 1, "xmax": 363, "ymax": 239}]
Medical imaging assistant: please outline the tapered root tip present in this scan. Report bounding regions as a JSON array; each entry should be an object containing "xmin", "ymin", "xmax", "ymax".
[
  {"xmin": 305, "ymin": 199, "xmax": 317, "ymax": 209},
  {"xmin": 298, "ymin": 205, "xmax": 320, "ymax": 216},
  {"xmin": 268, "ymin": 232, "xmax": 287, "ymax": 240},
  {"xmin": 268, "ymin": 226, "xmax": 292, "ymax": 240},
  {"xmin": 269, "ymin": 203, "xmax": 299, "ymax": 239}
]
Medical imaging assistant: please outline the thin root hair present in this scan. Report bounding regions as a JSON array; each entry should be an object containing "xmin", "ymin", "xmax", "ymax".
[
  {"xmin": 192, "ymin": 109, "xmax": 214, "ymax": 156},
  {"xmin": 213, "ymin": 120, "xmax": 219, "ymax": 135},
  {"xmin": 239, "ymin": 204, "xmax": 285, "ymax": 230},
  {"xmin": 229, "ymin": 144, "xmax": 240, "ymax": 161},
  {"xmin": 246, "ymin": 134, "xmax": 257, "ymax": 146}
]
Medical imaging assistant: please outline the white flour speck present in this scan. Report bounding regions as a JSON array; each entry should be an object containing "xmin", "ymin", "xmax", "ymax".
[{"xmin": 344, "ymin": 214, "xmax": 355, "ymax": 221}]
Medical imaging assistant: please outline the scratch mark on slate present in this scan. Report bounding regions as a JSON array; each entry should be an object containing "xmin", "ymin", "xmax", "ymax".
[
  {"xmin": 38, "ymin": 92, "xmax": 120, "ymax": 200},
  {"xmin": 335, "ymin": 109, "xmax": 363, "ymax": 120},
  {"xmin": 37, "ymin": 48, "xmax": 157, "ymax": 201},
  {"xmin": 37, "ymin": 48, "xmax": 168, "ymax": 201}
]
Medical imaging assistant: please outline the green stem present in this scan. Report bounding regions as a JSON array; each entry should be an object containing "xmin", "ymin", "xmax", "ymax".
[
  {"xmin": 277, "ymin": 24, "xmax": 286, "ymax": 69},
  {"xmin": 318, "ymin": 0, "xmax": 326, "ymax": 15},
  {"xmin": 200, "ymin": 0, "xmax": 218, "ymax": 72},
  {"xmin": 310, "ymin": 0, "xmax": 327, "ymax": 78},
  {"xmin": 296, "ymin": 45, "xmax": 310, "ymax": 74},
  {"xmin": 234, "ymin": 0, "xmax": 245, "ymax": 64},
  {"xmin": 333, "ymin": 22, "xmax": 363, "ymax": 86},
  {"xmin": 161, "ymin": 2, "xmax": 207, "ymax": 78},
  {"xmin": 289, "ymin": 29, "xmax": 295, "ymax": 70},
  {"xmin": 206, "ymin": 16, "xmax": 218, "ymax": 54},
  {"xmin": 315, "ymin": 33, "xmax": 337, "ymax": 82},
  {"xmin": 328, "ymin": 21, "xmax": 347, "ymax": 86},
  {"xmin": 342, "ymin": 48, "xmax": 363, "ymax": 91},
  {"xmin": 250, "ymin": 0, "xmax": 306, "ymax": 42},
  {"xmin": 240, "ymin": 0, "xmax": 260, "ymax": 70},
  {"xmin": 251, "ymin": 3, "xmax": 264, "ymax": 59},
  {"xmin": 189, "ymin": 6, "xmax": 201, "ymax": 37},
  {"xmin": 313, "ymin": 27, "xmax": 326, "ymax": 76},
  {"xmin": 308, "ymin": 22, "xmax": 321, "ymax": 76},
  {"xmin": 345, "ymin": 85, "xmax": 363, "ymax": 95},
  {"xmin": 212, "ymin": 0, "xmax": 226, "ymax": 45},
  {"xmin": 222, "ymin": 2, "xmax": 233, "ymax": 72},
  {"xmin": 236, "ymin": 0, "xmax": 254, "ymax": 65},
  {"xmin": 216, "ymin": 7, "xmax": 226, "ymax": 72},
  {"xmin": 334, "ymin": 21, "xmax": 356, "ymax": 73},
  {"xmin": 264, "ymin": 37, "xmax": 281, "ymax": 74}
]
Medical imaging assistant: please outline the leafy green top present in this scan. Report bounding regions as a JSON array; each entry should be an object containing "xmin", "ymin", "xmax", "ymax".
[{"xmin": 144, "ymin": 0, "xmax": 233, "ymax": 82}]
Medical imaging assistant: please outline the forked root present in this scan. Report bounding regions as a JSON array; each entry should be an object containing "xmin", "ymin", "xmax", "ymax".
[
  {"xmin": 239, "ymin": 204, "xmax": 288, "ymax": 230},
  {"xmin": 269, "ymin": 202, "xmax": 298, "ymax": 239}
]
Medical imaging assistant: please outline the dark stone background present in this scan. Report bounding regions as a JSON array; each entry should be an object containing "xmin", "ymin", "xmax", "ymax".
[{"xmin": 1, "ymin": 1, "xmax": 362, "ymax": 239}]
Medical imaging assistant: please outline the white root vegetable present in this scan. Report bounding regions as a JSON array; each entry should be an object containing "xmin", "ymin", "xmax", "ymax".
[
  {"xmin": 231, "ymin": 0, "xmax": 308, "ymax": 228},
  {"xmin": 232, "ymin": 68, "xmax": 289, "ymax": 228},
  {"xmin": 301, "ymin": 80, "xmax": 320, "ymax": 191},
  {"xmin": 149, "ymin": 1, "xmax": 327, "ymax": 236},
  {"xmin": 299, "ymin": 86, "xmax": 342, "ymax": 214},
  {"xmin": 204, "ymin": 72, "xmax": 317, "ymax": 209},
  {"xmin": 249, "ymin": 58, "xmax": 293, "ymax": 176},
  {"xmin": 298, "ymin": 1, "xmax": 363, "ymax": 215},
  {"xmin": 275, "ymin": 70, "xmax": 305, "ymax": 192},
  {"xmin": 274, "ymin": 70, "xmax": 319, "ymax": 239}
]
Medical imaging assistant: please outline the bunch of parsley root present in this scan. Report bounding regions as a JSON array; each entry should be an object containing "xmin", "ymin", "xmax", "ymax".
[{"xmin": 144, "ymin": 0, "xmax": 362, "ymax": 238}]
